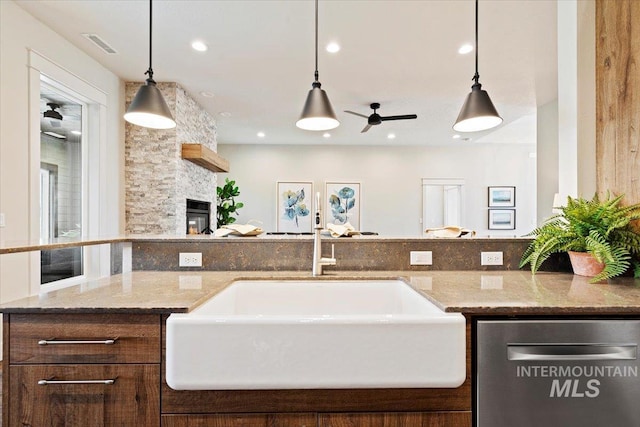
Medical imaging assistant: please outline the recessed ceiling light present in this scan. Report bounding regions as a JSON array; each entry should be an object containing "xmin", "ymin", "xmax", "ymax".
[
  {"xmin": 452, "ymin": 134, "xmax": 461, "ymax": 139},
  {"xmin": 257, "ymin": 132, "xmax": 265, "ymax": 138},
  {"xmin": 191, "ymin": 40, "xmax": 208, "ymax": 52},
  {"xmin": 323, "ymin": 133, "xmax": 331, "ymax": 138},
  {"xmin": 458, "ymin": 44, "xmax": 473, "ymax": 54},
  {"xmin": 200, "ymin": 91, "xmax": 215, "ymax": 98},
  {"xmin": 43, "ymin": 131, "xmax": 66, "ymax": 139},
  {"xmin": 218, "ymin": 111, "xmax": 232, "ymax": 118},
  {"xmin": 71, "ymin": 130, "xmax": 82, "ymax": 135},
  {"xmin": 326, "ymin": 42, "xmax": 341, "ymax": 53},
  {"xmin": 387, "ymin": 133, "xmax": 396, "ymax": 140}
]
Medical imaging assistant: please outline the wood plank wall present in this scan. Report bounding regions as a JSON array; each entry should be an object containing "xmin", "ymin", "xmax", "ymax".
[{"xmin": 596, "ymin": 0, "xmax": 640, "ymax": 204}]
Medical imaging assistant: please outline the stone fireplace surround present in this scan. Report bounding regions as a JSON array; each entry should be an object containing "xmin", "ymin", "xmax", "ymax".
[{"xmin": 124, "ymin": 82, "xmax": 217, "ymax": 235}]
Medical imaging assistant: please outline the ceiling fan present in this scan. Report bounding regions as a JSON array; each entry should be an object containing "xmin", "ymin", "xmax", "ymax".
[{"xmin": 344, "ymin": 103, "xmax": 417, "ymax": 133}]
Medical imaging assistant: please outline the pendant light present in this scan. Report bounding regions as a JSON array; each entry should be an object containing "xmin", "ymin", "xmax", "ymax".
[
  {"xmin": 124, "ymin": 0, "xmax": 176, "ymax": 130},
  {"xmin": 296, "ymin": 0, "xmax": 339, "ymax": 131},
  {"xmin": 453, "ymin": 0, "xmax": 502, "ymax": 133}
]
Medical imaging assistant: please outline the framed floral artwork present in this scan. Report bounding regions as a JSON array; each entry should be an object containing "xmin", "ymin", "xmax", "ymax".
[
  {"xmin": 325, "ymin": 182, "xmax": 360, "ymax": 230},
  {"xmin": 277, "ymin": 181, "xmax": 313, "ymax": 232}
]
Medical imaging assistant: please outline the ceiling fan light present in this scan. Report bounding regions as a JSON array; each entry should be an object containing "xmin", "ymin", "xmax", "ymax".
[
  {"xmin": 453, "ymin": 83, "xmax": 502, "ymax": 132},
  {"xmin": 124, "ymin": 80, "xmax": 176, "ymax": 129},
  {"xmin": 296, "ymin": 84, "xmax": 340, "ymax": 131},
  {"xmin": 44, "ymin": 103, "xmax": 63, "ymax": 121}
]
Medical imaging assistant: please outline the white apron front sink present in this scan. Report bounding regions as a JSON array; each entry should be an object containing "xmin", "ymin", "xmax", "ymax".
[{"xmin": 166, "ymin": 279, "xmax": 465, "ymax": 390}]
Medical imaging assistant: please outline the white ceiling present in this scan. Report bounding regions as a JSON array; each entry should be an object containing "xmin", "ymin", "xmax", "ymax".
[{"xmin": 16, "ymin": 0, "xmax": 558, "ymax": 146}]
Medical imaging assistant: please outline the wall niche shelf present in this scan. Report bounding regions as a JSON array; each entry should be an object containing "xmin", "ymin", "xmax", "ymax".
[{"xmin": 181, "ymin": 143, "xmax": 229, "ymax": 173}]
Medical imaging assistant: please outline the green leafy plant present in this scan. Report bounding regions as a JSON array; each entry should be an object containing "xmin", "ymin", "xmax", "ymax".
[
  {"xmin": 519, "ymin": 192, "xmax": 640, "ymax": 282},
  {"xmin": 216, "ymin": 178, "xmax": 244, "ymax": 228}
]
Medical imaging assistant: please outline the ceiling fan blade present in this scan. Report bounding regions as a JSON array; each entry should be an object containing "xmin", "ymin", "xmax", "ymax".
[
  {"xmin": 344, "ymin": 110, "xmax": 369, "ymax": 119},
  {"xmin": 380, "ymin": 114, "xmax": 418, "ymax": 121},
  {"xmin": 361, "ymin": 124, "xmax": 372, "ymax": 133}
]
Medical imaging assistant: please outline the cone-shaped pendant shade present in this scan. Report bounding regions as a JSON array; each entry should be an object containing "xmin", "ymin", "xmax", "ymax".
[
  {"xmin": 296, "ymin": 82, "xmax": 340, "ymax": 131},
  {"xmin": 453, "ymin": 83, "xmax": 502, "ymax": 132},
  {"xmin": 124, "ymin": 79, "xmax": 176, "ymax": 129}
]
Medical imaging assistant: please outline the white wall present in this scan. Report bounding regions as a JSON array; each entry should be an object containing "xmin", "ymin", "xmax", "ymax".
[
  {"xmin": 557, "ymin": 0, "xmax": 596, "ymax": 199},
  {"xmin": 537, "ymin": 99, "xmax": 559, "ymax": 224},
  {"xmin": 0, "ymin": 0, "xmax": 123, "ymax": 302},
  {"xmin": 218, "ymin": 143, "xmax": 536, "ymax": 237}
]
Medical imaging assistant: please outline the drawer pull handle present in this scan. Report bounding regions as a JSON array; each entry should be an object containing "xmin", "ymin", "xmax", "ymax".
[
  {"xmin": 508, "ymin": 344, "xmax": 637, "ymax": 361},
  {"xmin": 38, "ymin": 338, "xmax": 117, "ymax": 346},
  {"xmin": 38, "ymin": 379, "xmax": 116, "ymax": 386}
]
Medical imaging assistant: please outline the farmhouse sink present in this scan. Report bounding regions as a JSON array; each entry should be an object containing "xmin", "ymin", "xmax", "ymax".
[{"xmin": 166, "ymin": 279, "xmax": 465, "ymax": 390}]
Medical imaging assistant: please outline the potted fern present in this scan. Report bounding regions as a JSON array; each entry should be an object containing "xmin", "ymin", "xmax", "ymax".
[{"xmin": 519, "ymin": 192, "xmax": 640, "ymax": 282}]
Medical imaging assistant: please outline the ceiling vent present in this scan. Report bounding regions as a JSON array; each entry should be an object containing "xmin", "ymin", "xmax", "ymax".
[{"xmin": 82, "ymin": 33, "xmax": 118, "ymax": 54}]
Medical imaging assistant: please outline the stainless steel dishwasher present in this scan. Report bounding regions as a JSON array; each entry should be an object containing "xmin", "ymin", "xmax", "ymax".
[{"xmin": 477, "ymin": 319, "xmax": 640, "ymax": 427}]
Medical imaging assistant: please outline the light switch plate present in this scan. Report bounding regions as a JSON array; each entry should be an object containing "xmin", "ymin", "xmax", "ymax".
[
  {"xmin": 0, "ymin": 213, "xmax": 5, "ymax": 227},
  {"xmin": 410, "ymin": 251, "xmax": 433, "ymax": 265}
]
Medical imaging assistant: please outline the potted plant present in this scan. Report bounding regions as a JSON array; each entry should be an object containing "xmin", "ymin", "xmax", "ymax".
[
  {"xmin": 520, "ymin": 192, "xmax": 640, "ymax": 282},
  {"xmin": 216, "ymin": 178, "xmax": 244, "ymax": 229}
]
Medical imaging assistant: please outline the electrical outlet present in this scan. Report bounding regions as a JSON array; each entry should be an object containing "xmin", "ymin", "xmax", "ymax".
[
  {"xmin": 410, "ymin": 251, "xmax": 433, "ymax": 265},
  {"xmin": 481, "ymin": 251, "xmax": 503, "ymax": 266},
  {"xmin": 179, "ymin": 252, "xmax": 202, "ymax": 267}
]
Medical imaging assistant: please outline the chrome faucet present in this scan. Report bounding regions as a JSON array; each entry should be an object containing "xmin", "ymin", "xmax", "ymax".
[{"xmin": 312, "ymin": 194, "xmax": 336, "ymax": 276}]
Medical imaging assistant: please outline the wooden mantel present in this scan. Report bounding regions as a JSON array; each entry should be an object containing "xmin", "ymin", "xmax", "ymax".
[{"xmin": 181, "ymin": 143, "xmax": 229, "ymax": 173}]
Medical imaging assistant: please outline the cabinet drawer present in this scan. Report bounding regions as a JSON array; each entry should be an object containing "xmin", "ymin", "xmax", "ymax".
[
  {"xmin": 10, "ymin": 364, "xmax": 160, "ymax": 427},
  {"xmin": 9, "ymin": 313, "xmax": 161, "ymax": 364}
]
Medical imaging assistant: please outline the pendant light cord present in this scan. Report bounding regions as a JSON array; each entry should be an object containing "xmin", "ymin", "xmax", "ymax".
[
  {"xmin": 473, "ymin": 0, "xmax": 479, "ymax": 85},
  {"xmin": 146, "ymin": 0, "xmax": 155, "ymax": 82},
  {"xmin": 314, "ymin": 0, "xmax": 319, "ymax": 83}
]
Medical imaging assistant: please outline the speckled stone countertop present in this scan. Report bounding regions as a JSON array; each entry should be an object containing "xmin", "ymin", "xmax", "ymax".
[{"xmin": 1, "ymin": 270, "xmax": 640, "ymax": 315}]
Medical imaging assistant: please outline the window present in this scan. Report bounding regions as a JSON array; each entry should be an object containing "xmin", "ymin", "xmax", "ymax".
[
  {"xmin": 29, "ymin": 50, "xmax": 108, "ymax": 291},
  {"xmin": 39, "ymin": 83, "xmax": 85, "ymax": 284}
]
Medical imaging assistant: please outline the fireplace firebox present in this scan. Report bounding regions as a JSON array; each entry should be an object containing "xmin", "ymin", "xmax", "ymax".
[{"xmin": 186, "ymin": 199, "xmax": 211, "ymax": 234}]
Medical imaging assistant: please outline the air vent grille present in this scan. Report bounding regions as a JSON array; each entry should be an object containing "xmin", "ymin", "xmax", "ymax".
[{"xmin": 82, "ymin": 33, "xmax": 118, "ymax": 54}]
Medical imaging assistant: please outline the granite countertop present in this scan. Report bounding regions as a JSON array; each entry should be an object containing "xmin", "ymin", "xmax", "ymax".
[{"xmin": 1, "ymin": 270, "xmax": 640, "ymax": 315}]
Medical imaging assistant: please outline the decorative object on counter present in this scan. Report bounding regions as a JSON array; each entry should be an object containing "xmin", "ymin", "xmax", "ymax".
[
  {"xmin": 520, "ymin": 192, "xmax": 640, "ymax": 283},
  {"xmin": 123, "ymin": 0, "xmax": 176, "ymax": 129},
  {"xmin": 295, "ymin": 0, "xmax": 339, "ymax": 131},
  {"xmin": 488, "ymin": 209, "xmax": 516, "ymax": 230},
  {"xmin": 277, "ymin": 181, "xmax": 312, "ymax": 232},
  {"xmin": 425, "ymin": 226, "xmax": 476, "ymax": 238},
  {"xmin": 326, "ymin": 222, "xmax": 360, "ymax": 237},
  {"xmin": 453, "ymin": 0, "xmax": 502, "ymax": 132},
  {"xmin": 325, "ymin": 182, "xmax": 360, "ymax": 230},
  {"xmin": 216, "ymin": 178, "xmax": 244, "ymax": 228},
  {"xmin": 213, "ymin": 223, "xmax": 263, "ymax": 237},
  {"xmin": 488, "ymin": 186, "xmax": 515, "ymax": 207}
]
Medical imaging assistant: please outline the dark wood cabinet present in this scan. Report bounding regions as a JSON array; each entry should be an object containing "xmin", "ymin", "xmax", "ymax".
[
  {"xmin": 3, "ymin": 313, "xmax": 161, "ymax": 427},
  {"xmin": 3, "ymin": 313, "xmax": 471, "ymax": 427},
  {"xmin": 160, "ymin": 412, "xmax": 471, "ymax": 427},
  {"xmin": 10, "ymin": 364, "xmax": 159, "ymax": 426},
  {"xmin": 318, "ymin": 412, "xmax": 471, "ymax": 427},
  {"xmin": 162, "ymin": 414, "xmax": 317, "ymax": 427}
]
